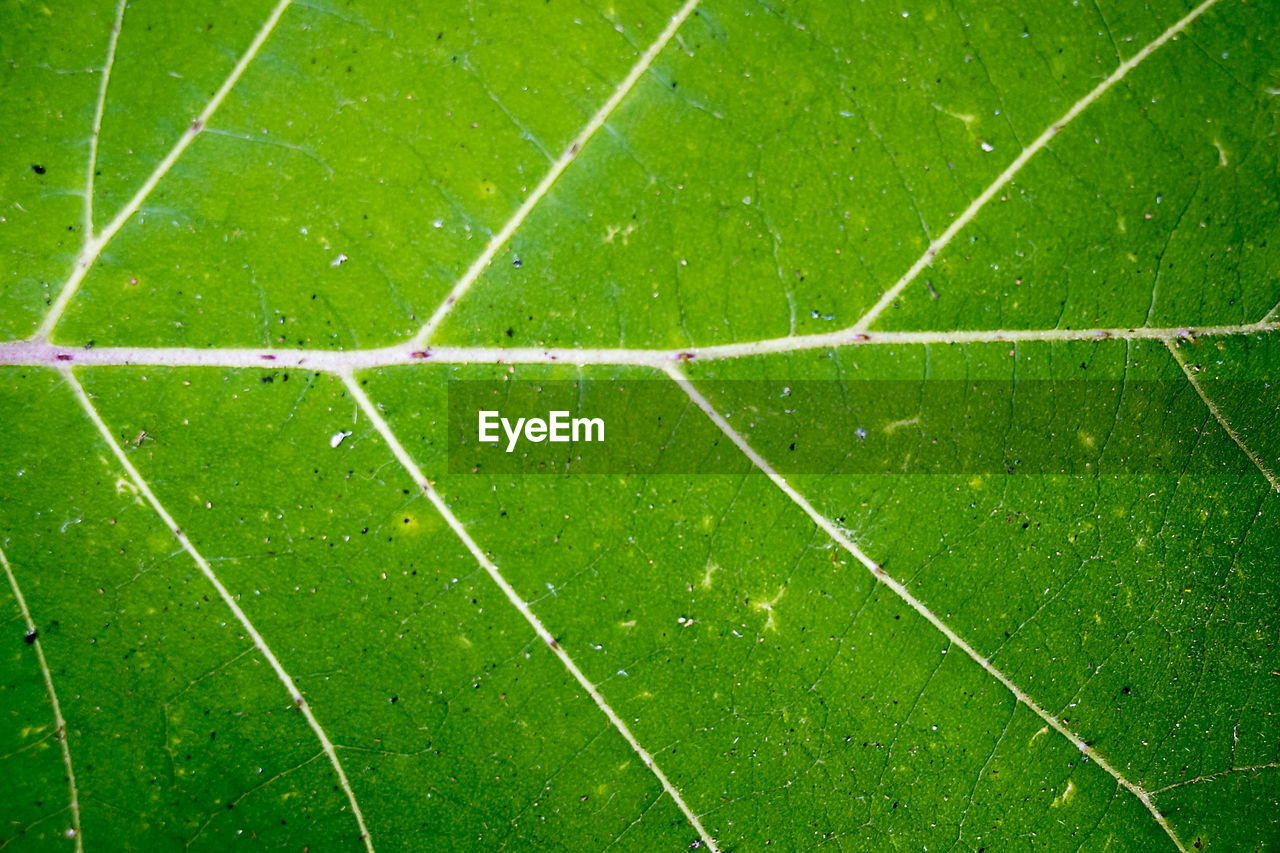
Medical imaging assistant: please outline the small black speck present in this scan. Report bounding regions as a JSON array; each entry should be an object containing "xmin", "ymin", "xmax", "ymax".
[
  {"xmin": 505, "ymin": 327, "xmax": 514, "ymax": 337},
  {"xmin": 512, "ymin": 257, "xmax": 522, "ymax": 268},
  {"xmin": 389, "ymin": 696, "xmax": 398, "ymax": 704},
  {"xmin": 1121, "ymin": 686, "xmax": 1131, "ymax": 695},
  {"xmin": 31, "ymin": 164, "xmax": 46, "ymax": 175},
  {"xmin": 24, "ymin": 630, "xmax": 38, "ymax": 644}
]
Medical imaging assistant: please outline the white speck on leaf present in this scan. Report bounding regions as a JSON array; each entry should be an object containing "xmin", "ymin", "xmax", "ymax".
[{"xmin": 330, "ymin": 430, "xmax": 352, "ymax": 448}]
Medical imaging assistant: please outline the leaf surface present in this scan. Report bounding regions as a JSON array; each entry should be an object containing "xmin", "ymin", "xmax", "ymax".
[{"xmin": 1, "ymin": 1, "xmax": 1278, "ymax": 851}]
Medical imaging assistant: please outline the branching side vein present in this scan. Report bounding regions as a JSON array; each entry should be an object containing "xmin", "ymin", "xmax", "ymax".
[
  {"xmin": 665, "ymin": 364, "xmax": 1188, "ymax": 853},
  {"xmin": 36, "ymin": 0, "xmax": 293, "ymax": 343},
  {"xmin": 411, "ymin": 0, "xmax": 702, "ymax": 346},
  {"xmin": 60, "ymin": 366, "xmax": 375, "ymax": 852},
  {"xmin": 339, "ymin": 370, "xmax": 721, "ymax": 853},
  {"xmin": 0, "ymin": 545, "xmax": 83, "ymax": 853},
  {"xmin": 849, "ymin": 0, "xmax": 1224, "ymax": 333},
  {"xmin": 1165, "ymin": 339, "xmax": 1280, "ymax": 493}
]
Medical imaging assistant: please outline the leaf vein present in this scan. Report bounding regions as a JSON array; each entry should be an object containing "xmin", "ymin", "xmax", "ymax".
[
  {"xmin": 0, "ymin": 545, "xmax": 83, "ymax": 853},
  {"xmin": 35, "ymin": 0, "xmax": 294, "ymax": 343},
  {"xmin": 665, "ymin": 364, "xmax": 1189, "ymax": 852},
  {"xmin": 338, "ymin": 369, "xmax": 721, "ymax": 853},
  {"xmin": 411, "ymin": 0, "xmax": 703, "ymax": 347},
  {"xmin": 59, "ymin": 366, "xmax": 375, "ymax": 851},
  {"xmin": 849, "ymin": 0, "xmax": 1225, "ymax": 334}
]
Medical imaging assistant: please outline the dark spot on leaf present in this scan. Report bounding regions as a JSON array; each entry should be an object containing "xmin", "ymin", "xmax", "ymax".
[
  {"xmin": 31, "ymin": 164, "xmax": 45, "ymax": 174},
  {"xmin": 24, "ymin": 630, "xmax": 37, "ymax": 644}
]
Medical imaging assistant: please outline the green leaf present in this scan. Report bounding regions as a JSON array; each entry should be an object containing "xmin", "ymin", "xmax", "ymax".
[{"xmin": 1, "ymin": 0, "xmax": 1277, "ymax": 850}]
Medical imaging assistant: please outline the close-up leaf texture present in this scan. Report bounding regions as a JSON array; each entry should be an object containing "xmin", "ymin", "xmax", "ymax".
[{"xmin": 1, "ymin": 0, "xmax": 1278, "ymax": 850}]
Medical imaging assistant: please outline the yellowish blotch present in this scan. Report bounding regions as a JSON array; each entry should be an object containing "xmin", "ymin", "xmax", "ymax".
[
  {"xmin": 701, "ymin": 562, "xmax": 719, "ymax": 589},
  {"xmin": 1051, "ymin": 779, "xmax": 1077, "ymax": 808},
  {"xmin": 883, "ymin": 414, "xmax": 921, "ymax": 434},
  {"xmin": 754, "ymin": 586, "xmax": 787, "ymax": 632}
]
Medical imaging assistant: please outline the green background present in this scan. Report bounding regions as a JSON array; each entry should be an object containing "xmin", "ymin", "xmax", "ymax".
[{"xmin": 2, "ymin": 0, "xmax": 1278, "ymax": 849}]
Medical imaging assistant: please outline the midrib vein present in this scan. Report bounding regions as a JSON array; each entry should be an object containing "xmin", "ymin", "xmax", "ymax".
[
  {"xmin": 410, "ymin": 0, "xmax": 702, "ymax": 347},
  {"xmin": 60, "ymin": 366, "xmax": 376, "ymax": 852},
  {"xmin": 848, "ymin": 0, "xmax": 1223, "ymax": 334},
  {"xmin": 0, "ymin": 545, "xmax": 83, "ymax": 853},
  {"xmin": 665, "ymin": 365, "xmax": 1190, "ymax": 853},
  {"xmin": 338, "ymin": 371, "xmax": 722, "ymax": 853},
  {"xmin": 1, "ymin": 320, "xmax": 1274, "ymax": 370},
  {"xmin": 35, "ymin": 0, "xmax": 293, "ymax": 343}
]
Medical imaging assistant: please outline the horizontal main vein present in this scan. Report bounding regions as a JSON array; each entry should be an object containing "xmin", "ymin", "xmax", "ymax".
[
  {"xmin": 410, "ymin": 0, "xmax": 702, "ymax": 347},
  {"xmin": 34, "ymin": 0, "xmax": 293, "ymax": 343},
  {"xmin": 338, "ymin": 370, "xmax": 721, "ymax": 853},
  {"xmin": 1, "ymin": 320, "xmax": 1274, "ymax": 371},
  {"xmin": 60, "ymin": 366, "xmax": 375, "ymax": 852},
  {"xmin": 0, "ymin": 545, "xmax": 83, "ymax": 853},
  {"xmin": 848, "ymin": 0, "xmax": 1223, "ymax": 334},
  {"xmin": 664, "ymin": 364, "xmax": 1188, "ymax": 853}
]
